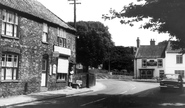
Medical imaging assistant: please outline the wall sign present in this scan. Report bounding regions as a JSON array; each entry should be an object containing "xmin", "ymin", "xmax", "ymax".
[
  {"xmin": 53, "ymin": 64, "xmax": 56, "ymax": 74},
  {"xmin": 147, "ymin": 60, "xmax": 157, "ymax": 66}
]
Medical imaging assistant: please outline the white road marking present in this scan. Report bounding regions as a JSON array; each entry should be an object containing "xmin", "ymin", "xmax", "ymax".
[
  {"xmin": 130, "ymin": 84, "xmax": 136, "ymax": 90},
  {"xmin": 131, "ymin": 87, "xmax": 136, "ymax": 90},
  {"xmin": 121, "ymin": 91, "xmax": 128, "ymax": 94},
  {"xmin": 81, "ymin": 98, "xmax": 106, "ymax": 106}
]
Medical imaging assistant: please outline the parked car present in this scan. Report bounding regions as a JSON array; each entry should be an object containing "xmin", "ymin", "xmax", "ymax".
[{"xmin": 160, "ymin": 74, "xmax": 183, "ymax": 91}]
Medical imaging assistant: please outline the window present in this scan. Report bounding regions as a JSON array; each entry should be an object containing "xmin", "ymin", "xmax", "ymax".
[
  {"xmin": 57, "ymin": 58, "xmax": 69, "ymax": 81},
  {"xmin": 1, "ymin": 53, "xmax": 18, "ymax": 80},
  {"xmin": 42, "ymin": 59, "xmax": 47, "ymax": 71},
  {"xmin": 159, "ymin": 70, "xmax": 164, "ymax": 78},
  {"xmin": 142, "ymin": 59, "xmax": 147, "ymax": 67},
  {"xmin": 57, "ymin": 28, "xmax": 67, "ymax": 48},
  {"xmin": 42, "ymin": 23, "xmax": 48, "ymax": 42},
  {"xmin": 158, "ymin": 59, "xmax": 163, "ymax": 67},
  {"xmin": 57, "ymin": 37, "xmax": 67, "ymax": 47},
  {"xmin": 1, "ymin": 9, "xmax": 18, "ymax": 38},
  {"xmin": 57, "ymin": 73, "xmax": 67, "ymax": 81},
  {"xmin": 175, "ymin": 70, "xmax": 184, "ymax": 78},
  {"xmin": 140, "ymin": 70, "xmax": 153, "ymax": 79},
  {"xmin": 176, "ymin": 55, "xmax": 183, "ymax": 64}
]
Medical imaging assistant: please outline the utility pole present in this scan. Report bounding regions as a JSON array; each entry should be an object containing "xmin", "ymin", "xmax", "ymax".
[
  {"xmin": 68, "ymin": 0, "xmax": 81, "ymax": 75},
  {"xmin": 68, "ymin": 0, "xmax": 81, "ymax": 28}
]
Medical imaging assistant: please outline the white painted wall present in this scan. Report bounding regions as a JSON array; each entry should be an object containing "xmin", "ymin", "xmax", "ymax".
[
  {"xmin": 165, "ymin": 53, "xmax": 185, "ymax": 74},
  {"xmin": 134, "ymin": 58, "xmax": 165, "ymax": 78}
]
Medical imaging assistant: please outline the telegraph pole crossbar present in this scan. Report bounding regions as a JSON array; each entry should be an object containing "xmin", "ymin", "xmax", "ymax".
[{"xmin": 68, "ymin": 0, "xmax": 81, "ymax": 29}]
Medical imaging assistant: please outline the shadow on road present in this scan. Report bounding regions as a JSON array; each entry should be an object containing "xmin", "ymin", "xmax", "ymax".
[{"xmin": 13, "ymin": 85, "xmax": 185, "ymax": 108}]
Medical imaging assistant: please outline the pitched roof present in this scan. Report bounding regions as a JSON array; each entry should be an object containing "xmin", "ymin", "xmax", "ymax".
[
  {"xmin": 0, "ymin": 0, "xmax": 76, "ymax": 31},
  {"xmin": 166, "ymin": 41, "xmax": 182, "ymax": 53},
  {"xmin": 135, "ymin": 45, "xmax": 166, "ymax": 59}
]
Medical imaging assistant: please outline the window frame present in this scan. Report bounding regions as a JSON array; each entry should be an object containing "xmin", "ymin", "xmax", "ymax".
[
  {"xmin": 176, "ymin": 55, "xmax": 183, "ymax": 64},
  {"xmin": 142, "ymin": 59, "xmax": 147, "ymax": 67},
  {"xmin": 157, "ymin": 59, "xmax": 163, "ymax": 67},
  {"xmin": 42, "ymin": 59, "xmax": 47, "ymax": 71},
  {"xmin": 42, "ymin": 23, "xmax": 48, "ymax": 43},
  {"xmin": 57, "ymin": 28, "xmax": 67, "ymax": 48},
  {"xmin": 1, "ymin": 9, "xmax": 18, "ymax": 38},
  {"xmin": 57, "ymin": 73, "xmax": 67, "ymax": 81},
  {"xmin": 1, "ymin": 53, "xmax": 19, "ymax": 81},
  {"xmin": 175, "ymin": 70, "xmax": 185, "ymax": 78}
]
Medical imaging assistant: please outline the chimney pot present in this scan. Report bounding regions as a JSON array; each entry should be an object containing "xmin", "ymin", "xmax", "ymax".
[
  {"xmin": 136, "ymin": 37, "xmax": 140, "ymax": 48},
  {"xmin": 150, "ymin": 39, "xmax": 155, "ymax": 46}
]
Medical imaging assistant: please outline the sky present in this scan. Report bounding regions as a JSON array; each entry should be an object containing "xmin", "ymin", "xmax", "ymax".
[{"xmin": 37, "ymin": 0, "xmax": 170, "ymax": 47}]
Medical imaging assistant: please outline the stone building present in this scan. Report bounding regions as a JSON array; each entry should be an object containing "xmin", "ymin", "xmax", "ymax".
[{"xmin": 0, "ymin": 0, "xmax": 76, "ymax": 97}]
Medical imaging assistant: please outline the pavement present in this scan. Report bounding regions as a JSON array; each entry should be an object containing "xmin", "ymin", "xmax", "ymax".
[{"xmin": 0, "ymin": 82, "xmax": 106, "ymax": 107}]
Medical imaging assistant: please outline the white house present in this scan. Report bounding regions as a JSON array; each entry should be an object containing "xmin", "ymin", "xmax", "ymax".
[
  {"xmin": 165, "ymin": 41, "xmax": 185, "ymax": 78},
  {"xmin": 134, "ymin": 38, "xmax": 185, "ymax": 79},
  {"xmin": 134, "ymin": 37, "xmax": 166, "ymax": 79}
]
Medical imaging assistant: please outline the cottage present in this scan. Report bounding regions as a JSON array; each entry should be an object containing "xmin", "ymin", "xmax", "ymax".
[
  {"xmin": 134, "ymin": 38, "xmax": 166, "ymax": 79},
  {"xmin": 134, "ymin": 37, "xmax": 185, "ymax": 79},
  {"xmin": 0, "ymin": 0, "xmax": 76, "ymax": 97}
]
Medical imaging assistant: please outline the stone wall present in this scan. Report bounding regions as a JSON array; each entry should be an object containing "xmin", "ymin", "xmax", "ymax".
[{"xmin": 0, "ymin": 9, "xmax": 71, "ymax": 97}]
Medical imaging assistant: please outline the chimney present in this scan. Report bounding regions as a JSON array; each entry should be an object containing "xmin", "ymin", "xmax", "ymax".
[
  {"xmin": 136, "ymin": 37, "xmax": 140, "ymax": 48},
  {"xmin": 150, "ymin": 39, "xmax": 155, "ymax": 46}
]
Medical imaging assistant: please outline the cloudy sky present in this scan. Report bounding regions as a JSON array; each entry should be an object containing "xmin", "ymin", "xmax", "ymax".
[{"xmin": 37, "ymin": 0, "xmax": 170, "ymax": 47}]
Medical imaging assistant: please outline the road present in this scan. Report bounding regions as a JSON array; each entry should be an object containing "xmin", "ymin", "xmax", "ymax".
[{"xmin": 11, "ymin": 79, "xmax": 185, "ymax": 108}]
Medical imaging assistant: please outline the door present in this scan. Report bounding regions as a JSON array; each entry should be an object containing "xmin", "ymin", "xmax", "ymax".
[{"xmin": 41, "ymin": 58, "xmax": 47, "ymax": 86}]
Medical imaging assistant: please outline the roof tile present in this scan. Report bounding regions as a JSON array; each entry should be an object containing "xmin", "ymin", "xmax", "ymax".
[
  {"xmin": 136, "ymin": 45, "xmax": 166, "ymax": 58},
  {"xmin": 0, "ymin": 0, "xmax": 75, "ymax": 31}
]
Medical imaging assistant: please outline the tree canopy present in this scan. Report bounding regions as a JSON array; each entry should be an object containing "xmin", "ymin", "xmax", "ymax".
[
  {"xmin": 68, "ymin": 21, "xmax": 114, "ymax": 72},
  {"xmin": 103, "ymin": 46, "xmax": 134, "ymax": 73},
  {"xmin": 103, "ymin": 0, "xmax": 185, "ymax": 49}
]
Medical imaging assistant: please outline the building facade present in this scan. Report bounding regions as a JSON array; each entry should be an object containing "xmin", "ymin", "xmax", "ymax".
[
  {"xmin": 0, "ymin": 0, "xmax": 76, "ymax": 97},
  {"xmin": 134, "ymin": 38, "xmax": 166, "ymax": 79},
  {"xmin": 134, "ymin": 38, "xmax": 185, "ymax": 79},
  {"xmin": 165, "ymin": 41, "xmax": 185, "ymax": 78}
]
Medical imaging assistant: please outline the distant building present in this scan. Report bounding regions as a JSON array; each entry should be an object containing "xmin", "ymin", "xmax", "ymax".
[
  {"xmin": 134, "ymin": 38, "xmax": 166, "ymax": 79},
  {"xmin": 0, "ymin": 0, "xmax": 76, "ymax": 97},
  {"xmin": 134, "ymin": 38, "xmax": 185, "ymax": 79}
]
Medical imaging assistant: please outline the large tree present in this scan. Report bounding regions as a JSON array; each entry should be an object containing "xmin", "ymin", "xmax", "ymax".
[
  {"xmin": 103, "ymin": 0, "xmax": 185, "ymax": 50},
  {"xmin": 103, "ymin": 46, "xmax": 134, "ymax": 73},
  {"xmin": 68, "ymin": 21, "xmax": 114, "ymax": 72}
]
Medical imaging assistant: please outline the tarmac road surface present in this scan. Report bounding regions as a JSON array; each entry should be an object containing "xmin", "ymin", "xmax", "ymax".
[{"xmin": 11, "ymin": 79, "xmax": 185, "ymax": 108}]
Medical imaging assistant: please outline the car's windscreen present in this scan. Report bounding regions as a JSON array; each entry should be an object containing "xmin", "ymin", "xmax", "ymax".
[{"xmin": 163, "ymin": 74, "xmax": 179, "ymax": 80}]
